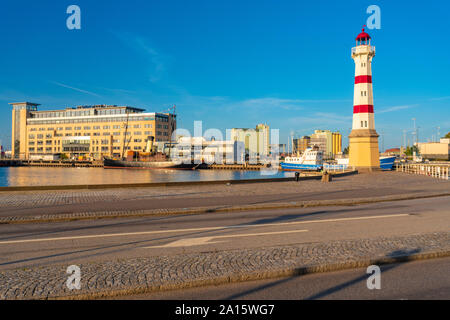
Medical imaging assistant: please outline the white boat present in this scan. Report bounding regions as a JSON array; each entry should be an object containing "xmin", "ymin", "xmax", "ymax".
[
  {"xmin": 280, "ymin": 147, "xmax": 323, "ymax": 171},
  {"xmin": 331, "ymin": 156, "xmax": 396, "ymax": 171}
]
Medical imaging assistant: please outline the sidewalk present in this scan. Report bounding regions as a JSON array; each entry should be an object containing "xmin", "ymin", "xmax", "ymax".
[
  {"xmin": 0, "ymin": 172, "xmax": 449, "ymax": 223},
  {"xmin": 1, "ymin": 232, "xmax": 449, "ymax": 299}
]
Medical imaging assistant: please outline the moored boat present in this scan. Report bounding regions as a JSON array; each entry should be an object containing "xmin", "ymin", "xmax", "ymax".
[
  {"xmin": 379, "ymin": 156, "xmax": 396, "ymax": 170},
  {"xmin": 103, "ymin": 157, "xmax": 198, "ymax": 169},
  {"xmin": 280, "ymin": 147, "xmax": 324, "ymax": 171},
  {"xmin": 336, "ymin": 156, "xmax": 396, "ymax": 171}
]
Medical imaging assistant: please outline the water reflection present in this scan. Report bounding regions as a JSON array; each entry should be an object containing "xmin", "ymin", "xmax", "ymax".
[{"xmin": 0, "ymin": 167, "xmax": 294, "ymax": 187}]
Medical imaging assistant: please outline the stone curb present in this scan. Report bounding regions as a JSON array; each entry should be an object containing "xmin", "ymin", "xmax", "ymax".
[
  {"xmin": 1, "ymin": 192, "xmax": 449, "ymax": 225},
  {"xmin": 64, "ymin": 249, "xmax": 450, "ymax": 300}
]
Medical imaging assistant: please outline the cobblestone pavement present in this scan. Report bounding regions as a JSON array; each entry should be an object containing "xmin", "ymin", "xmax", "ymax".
[
  {"xmin": 0, "ymin": 232, "xmax": 448, "ymax": 299},
  {"xmin": 0, "ymin": 172, "xmax": 448, "ymax": 221}
]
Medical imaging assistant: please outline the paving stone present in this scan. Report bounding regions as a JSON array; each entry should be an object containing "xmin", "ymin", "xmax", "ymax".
[{"xmin": 0, "ymin": 232, "xmax": 448, "ymax": 299}]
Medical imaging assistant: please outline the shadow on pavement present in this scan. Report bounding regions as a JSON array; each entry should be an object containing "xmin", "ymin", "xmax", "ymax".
[{"xmin": 224, "ymin": 248, "xmax": 421, "ymax": 300}]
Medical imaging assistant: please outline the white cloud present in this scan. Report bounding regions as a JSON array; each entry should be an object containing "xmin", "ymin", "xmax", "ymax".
[
  {"xmin": 288, "ymin": 112, "xmax": 351, "ymax": 125},
  {"xmin": 429, "ymin": 96, "xmax": 450, "ymax": 101},
  {"xmin": 376, "ymin": 105, "xmax": 417, "ymax": 114},
  {"xmin": 113, "ymin": 32, "xmax": 167, "ymax": 84},
  {"xmin": 51, "ymin": 81, "xmax": 102, "ymax": 98}
]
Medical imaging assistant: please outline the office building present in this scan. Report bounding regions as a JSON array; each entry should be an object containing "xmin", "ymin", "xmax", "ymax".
[{"xmin": 10, "ymin": 102, "xmax": 176, "ymax": 160}]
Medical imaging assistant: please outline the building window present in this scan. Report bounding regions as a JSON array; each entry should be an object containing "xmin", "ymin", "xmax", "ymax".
[
  {"xmin": 365, "ymin": 121, "xmax": 368, "ymax": 127},
  {"xmin": 134, "ymin": 139, "xmax": 142, "ymax": 143},
  {"xmin": 361, "ymin": 121, "xmax": 364, "ymax": 127},
  {"xmin": 29, "ymin": 148, "xmax": 35, "ymax": 152},
  {"xmin": 103, "ymin": 125, "xmax": 110, "ymax": 129},
  {"xmin": 65, "ymin": 127, "xmax": 72, "ymax": 130},
  {"xmin": 101, "ymin": 140, "xmax": 109, "ymax": 145},
  {"xmin": 28, "ymin": 134, "xmax": 35, "ymax": 139},
  {"xmin": 103, "ymin": 132, "xmax": 110, "ymax": 136},
  {"xmin": 134, "ymin": 131, "xmax": 142, "ymax": 135},
  {"xmin": 113, "ymin": 132, "xmax": 120, "ymax": 136},
  {"xmin": 133, "ymin": 124, "xmax": 141, "ymax": 128}
]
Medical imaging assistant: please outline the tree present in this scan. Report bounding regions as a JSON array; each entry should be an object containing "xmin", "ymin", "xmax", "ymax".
[
  {"xmin": 445, "ymin": 132, "xmax": 450, "ymax": 139},
  {"xmin": 343, "ymin": 146, "xmax": 350, "ymax": 155},
  {"xmin": 405, "ymin": 145, "xmax": 419, "ymax": 156}
]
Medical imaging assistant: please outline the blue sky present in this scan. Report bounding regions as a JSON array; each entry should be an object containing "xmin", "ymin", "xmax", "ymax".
[{"xmin": 1, "ymin": 0, "xmax": 449, "ymax": 150}]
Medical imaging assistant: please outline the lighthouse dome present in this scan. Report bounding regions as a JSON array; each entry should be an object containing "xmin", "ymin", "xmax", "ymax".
[{"xmin": 356, "ymin": 27, "xmax": 371, "ymax": 41}]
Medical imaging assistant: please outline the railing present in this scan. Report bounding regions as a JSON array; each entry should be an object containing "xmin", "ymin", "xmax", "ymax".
[
  {"xmin": 323, "ymin": 164, "xmax": 348, "ymax": 172},
  {"xmin": 351, "ymin": 46, "xmax": 376, "ymax": 55},
  {"xmin": 396, "ymin": 163, "xmax": 450, "ymax": 180}
]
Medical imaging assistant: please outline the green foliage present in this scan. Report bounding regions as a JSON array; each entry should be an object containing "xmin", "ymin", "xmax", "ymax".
[
  {"xmin": 343, "ymin": 146, "xmax": 349, "ymax": 155},
  {"xmin": 405, "ymin": 145, "xmax": 419, "ymax": 156},
  {"xmin": 445, "ymin": 132, "xmax": 450, "ymax": 139}
]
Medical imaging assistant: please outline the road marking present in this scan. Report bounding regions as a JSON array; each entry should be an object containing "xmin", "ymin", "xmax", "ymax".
[
  {"xmin": 0, "ymin": 213, "xmax": 409, "ymax": 245},
  {"xmin": 144, "ymin": 230, "xmax": 309, "ymax": 248}
]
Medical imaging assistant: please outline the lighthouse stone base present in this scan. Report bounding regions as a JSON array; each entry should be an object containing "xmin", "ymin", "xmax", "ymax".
[{"xmin": 348, "ymin": 129, "xmax": 380, "ymax": 172}]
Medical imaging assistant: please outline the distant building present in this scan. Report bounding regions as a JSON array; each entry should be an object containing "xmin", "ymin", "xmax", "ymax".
[
  {"xmin": 302, "ymin": 130, "xmax": 342, "ymax": 158},
  {"xmin": 332, "ymin": 132, "xmax": 342, "ymax": 156},
  {"xmin": 176, "ymin": 137, "xmax": 244, "ymax": 164},
  {"xmin": 10, "ymin": 102, "xmax": 176, "ymax": 160},
  {"xmin": 418, "ymin": 139, "xmax": 450, "ymax": 160},
  {"xmin": 293, "ymin": 136, "xmax": 310, "ymax": 154},
  {"xmin": 384, "ymin": 148, "xmax": 401, "ymax": 156},
  {"xmin": 230, "ymin": 124, "xmax": 269, "ymax": 156},
  {"xmin": 309, "ymin": 136, "xmax": 328, "ymax": 156},
  {"xmin": 310, "ymin": 130, "xmax": 334, "ymax": 158},
  {"xmin": 276, "ymin": 144, "xmax": 286, "ymax": 154}
]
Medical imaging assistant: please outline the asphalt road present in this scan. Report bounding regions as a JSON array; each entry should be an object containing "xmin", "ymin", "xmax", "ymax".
[
  {"xmin": 114, "ymin": 257, "xmax": 450, "ymax": 300},
  {"xmin": 0, "ymin": 196, "xmax": 448, "ymax": 271}
]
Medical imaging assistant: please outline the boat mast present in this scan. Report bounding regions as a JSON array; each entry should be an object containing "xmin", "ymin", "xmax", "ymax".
[
  {"xmin": 121, "ymin": 109, "xmax": 130, "ymax": 159},
  {"xmin": 168, "ymin": 104, "xmax": 176, "ymax": 158}
]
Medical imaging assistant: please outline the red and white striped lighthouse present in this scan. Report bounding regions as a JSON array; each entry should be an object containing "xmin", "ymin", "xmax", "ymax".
[{"xmin": 348, "ymin": 27, "xmax": 380, "ymax": 171}]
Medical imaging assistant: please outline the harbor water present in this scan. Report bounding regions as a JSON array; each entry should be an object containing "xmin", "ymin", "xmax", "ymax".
[{"xmin": 0, "ymin": 167, "xmax": 295, "ymax": 187}]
